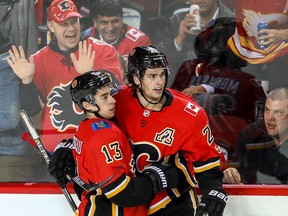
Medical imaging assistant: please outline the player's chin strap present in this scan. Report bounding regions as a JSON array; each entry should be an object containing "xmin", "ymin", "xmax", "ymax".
[
  {"xmin": 84, "ymin": 99, "xmax": 105, "ymax": 119},
  {"xmin": 137, "ymin": 81, "xmax": 166, "ymax": 105},
  {"xmin": 139, "ymin": 88, "xmax": 163, "ymax": 105},
  {"xmin": 85, "ymin": 105, "xmax": 103, "ymax": 118}
]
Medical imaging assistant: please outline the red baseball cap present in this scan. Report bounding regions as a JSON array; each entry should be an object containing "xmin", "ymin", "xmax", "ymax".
[{"xmin": 47, "ymin": 0, "xmax": 82, "ymax": 23}]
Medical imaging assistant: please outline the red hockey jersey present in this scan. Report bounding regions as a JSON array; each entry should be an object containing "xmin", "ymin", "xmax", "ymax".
[
  {"xmin": 33, "ymin": 37, "xmax": 122, "ymax": 152},
  {"xmin": 114, "ymin": 86, "xmax": 221, "ymax": 214},
  {"xmin": 228, "ymin": 0, "xmax": 288, "ymax": 64},
  {"xmin": 172, "ymin": 59, "xmax": 267, "ymax": 123},
  {"xmin": 85, "ymin": 24, "xmax": 151, "ymax": 63},
  {"xmin": 172, "ymin": 59, "xmax": 267, "ymax": 167},
  {"xmin": 73, "ymin": 118, "xmax": 148, "ymax": 216}
]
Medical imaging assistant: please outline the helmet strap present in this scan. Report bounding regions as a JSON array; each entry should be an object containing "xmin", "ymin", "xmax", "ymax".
[
  {"xmin": 84, "ymin": 98, "xmax": 105, "ymax": 119},
  {"xmin": 137, "ymin": 81, "xmax": 164, "ymax": 105},
  {"xmin": 86, "ymin": 104, "xmax": 106, "ymax": 119}
]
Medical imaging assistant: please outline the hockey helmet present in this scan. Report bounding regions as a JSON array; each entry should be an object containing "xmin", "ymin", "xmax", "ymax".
[
  {"xmin": 127, "ymin": 45, "xmax": 172, "ymax": 79},
  {"xmin": 70, "ymin": 70, "xmax": 112, "ymax": 109}
]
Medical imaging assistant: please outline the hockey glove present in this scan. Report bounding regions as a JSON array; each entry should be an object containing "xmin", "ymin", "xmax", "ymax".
[
  {"xmin": 48, "ymin": 139, "xmax": 75, "ymax": 189},
  {"xmin": 195, "ymin": 188, "xmax": 228, "ymax": 216},
  {"xmin": 142, "ymin": 162, "xmax": 179, "ymax": 194}
]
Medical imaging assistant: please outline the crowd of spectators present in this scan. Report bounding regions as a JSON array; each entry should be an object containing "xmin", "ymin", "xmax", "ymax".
[{"xmin": 0, "ymin": 0, "xmax": 287, "ymax": 188}]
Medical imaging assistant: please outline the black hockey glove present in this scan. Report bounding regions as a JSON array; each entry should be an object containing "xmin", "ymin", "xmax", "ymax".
[
  {"xmin": 142, "ymin": 162, "xmax": 179, "ymax": 194},
  {"xmin": 195, "ymin": 188, "xmax": 228, "ymax": 216},
  {"xmin": 48, "ymin": 139, "xmax": 75, "ymax": 189}
]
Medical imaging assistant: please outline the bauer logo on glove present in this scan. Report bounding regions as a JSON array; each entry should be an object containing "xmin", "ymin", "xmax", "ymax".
[
  {"xmin": 142, "ymin": 162, "xmax": 179, "ymax": 194},
  {"xmin": 195, "ymin": 187, "xmax": 228, "ymax": 216}
]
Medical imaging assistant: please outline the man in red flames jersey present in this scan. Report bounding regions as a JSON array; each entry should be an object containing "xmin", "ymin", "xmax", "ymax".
[
  {"xmin": 227, "ymin": 0, "xmax": 288, "ymax": 91},
  {"xmin": 7, "ymin": 0, "xmax": 123, "ymax": 152},
  {"xmin": 49, "ymin": 70, "xmax": 178, "ymax": 216},
  {"xmin": 113, "ymin": 45, "xmax": 227, "ymax": 216},
  {"xmin": 82, "ymin": 0, "xmax": 151, "ymax": 66},
  {"xmin": 228, "ymin": 0, "xmax": 288, "ymax": 64}
]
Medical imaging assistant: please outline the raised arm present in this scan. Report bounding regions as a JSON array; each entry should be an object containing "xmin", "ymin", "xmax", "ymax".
[
  {"xmin": 6, "ymin": 45, "xmax": 35, "ymax": 84},
  {"xmin": 70, "ymin": 40, "xmax": 96, "ymax": 74}
]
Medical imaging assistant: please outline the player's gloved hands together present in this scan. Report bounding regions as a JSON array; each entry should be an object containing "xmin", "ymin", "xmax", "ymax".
[
  {"xmin": 48, "ymin": 139, "xmax": 75, "ymax": 189},
  {"xmin": 142, "ymin": 162, "xmax": 179, "ymax": 194},
  {"xmin": 195, "ymin": 188, "xmax": 228, "ymax": 216}
]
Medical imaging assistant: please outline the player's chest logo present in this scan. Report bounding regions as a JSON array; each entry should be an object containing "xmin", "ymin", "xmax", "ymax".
[
  {"xmin": 154, "ymin": 127, "xmax": 175, "ymax": 146},
  {"xmin": 143, "ymin": 110, "xmax": 150, "ymax": 117},
  {"xmin": 140, "ymin": 110, "xmax": 150, "ymax": 128}
]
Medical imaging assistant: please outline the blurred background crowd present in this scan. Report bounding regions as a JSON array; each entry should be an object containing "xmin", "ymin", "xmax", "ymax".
[{"xmin": 0, "ymin": 0, "xmax": 288, "ymax": 185}]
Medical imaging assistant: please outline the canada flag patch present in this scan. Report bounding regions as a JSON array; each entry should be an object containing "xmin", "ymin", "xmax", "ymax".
[{"xmin": 184, "ymin": 102, "xmax": 200, "ymax": 116}]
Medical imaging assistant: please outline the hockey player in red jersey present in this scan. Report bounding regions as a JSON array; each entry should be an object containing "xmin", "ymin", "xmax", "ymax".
[
  {"xmin": 113, "ymin": 45, "xmax": 227, "ymax": 216},
  {"xmin": 82, "ymin": 0, "xmax": 151, "ymax": 65},
  {"xmin": 49, "ymin": 70, "xmax": 179, "ymax": 216},
  {"xmin": 7, "ymin": 0, "xmax": 123, "ymax": 152}
]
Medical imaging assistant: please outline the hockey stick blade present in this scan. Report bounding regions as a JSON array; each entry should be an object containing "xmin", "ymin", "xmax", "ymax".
[{"xmin": 20, "ymin": 110, "xmax": 78, "ymax": 213}]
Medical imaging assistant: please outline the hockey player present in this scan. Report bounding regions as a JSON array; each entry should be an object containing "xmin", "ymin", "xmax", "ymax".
[
  {"xmin": 6, "ymin": 0, "xmax": 123, "ymax": 152},
  {"xmin": 48, "ymin": 45, "xmax": 227, "ymax": 215},
  {"xmin": 49, "ymin": 70, "xmax": 179, "ymax": 216},
  {"xmin": 113, "ymin": 45, "xmax": 228, "ymax": 216},
  {"xmin": 82, "ymin": 0, "xmax": 151, "ymax": 65}
]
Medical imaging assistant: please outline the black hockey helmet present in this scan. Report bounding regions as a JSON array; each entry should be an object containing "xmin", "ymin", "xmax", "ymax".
[
  {"xmin": 126, "ymin": 45, "xmax": 172, "ymax": 83},
  {"xmin": 70, "ymin": 70, "xmax": 112, "ymax": 109}
]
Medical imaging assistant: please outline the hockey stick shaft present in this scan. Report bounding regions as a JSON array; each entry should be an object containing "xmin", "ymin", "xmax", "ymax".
[
  {"xmin": 23, "ymin": 130, "xmax": 122, "ymax": 192},
  {"xmin": 20, "ymin": 110, "xmax": 78, "ymax": 213},
  {"xmin": 21, "ymin": 119, "xmax": 122, "ymax": 193}
]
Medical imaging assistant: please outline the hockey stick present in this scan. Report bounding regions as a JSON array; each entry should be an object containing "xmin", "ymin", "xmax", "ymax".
[
  {"xmin": 20, "ymin": 110, "xmax": 122, "ymax": 192},
  {"xmin": 20, "ymin": 110, "xmax": 78, "ymax": 213}
]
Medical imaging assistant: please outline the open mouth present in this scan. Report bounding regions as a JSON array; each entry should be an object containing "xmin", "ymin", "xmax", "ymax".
[
  {"xmin": 65, "ymin": 34, "xmax": 77, "ymax": 41},
  {"xmin": 267, "ymin": 122, "xmax": 277, "ymax": 129},
  {"xmin": 154, "ymin": 87, "xmax": 163, "ymax": 94}
]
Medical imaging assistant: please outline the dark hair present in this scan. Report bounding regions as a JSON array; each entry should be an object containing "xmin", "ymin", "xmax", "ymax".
[
  {"xmin": 194, "ymin": 17, "xmax": 247, "ymax": 69},
  {"xmin": 126, "ymin": 45, "xmax": 172, "ymax": 91},
  {"xmin": 90, "ymin": 0, "xmax": 123, "ymax": 19}
]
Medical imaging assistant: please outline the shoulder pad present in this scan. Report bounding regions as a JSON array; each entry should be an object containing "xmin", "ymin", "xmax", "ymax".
[{"xmin": 91, "ymin": 120, "xmax": 111, "ymax": 131}]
